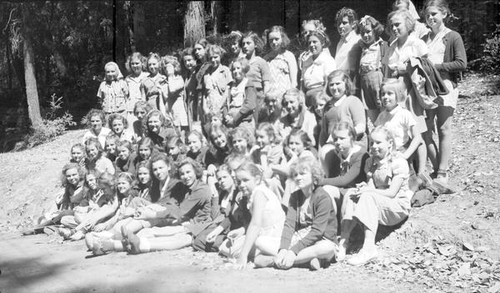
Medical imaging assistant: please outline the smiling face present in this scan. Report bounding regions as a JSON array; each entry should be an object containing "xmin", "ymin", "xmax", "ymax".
[
  {"xmin": 370, "ymin": 131, "xmax": 391, "ymax": 159},
  {"xmin": 381, "ymin": 86, "xmax": 399, "ymax": 111},
  {"xmin": 268, "ymin": 31, "xmax": 283, "ymax": 51},
  {"xmin": 183, "ymin": 55, "xmax": 197, "ymax": 72},
  {"xmin": 288, "ymin": 135, "xmax": 305, "ymax": 156},
  {"xmin": 308, "ymin": 35, "xmax": 323, "ymax": 57},
  {"xmin": 90, "ymin": 115, "xmax": 103, "ymax": 133},
  {"xmin": 137, "ymin": 166, "xmax": 151, "ymax": 185},
  {"xmin": 147, "ymin": 57, "xmax": 160, "ymax": 76},
  {"xmin": 86, "ymin": 174, "xmax": 98, "ymax": 190},
  {"xmin": 187, "ymin": 134, "xmax": 202, "ymax": 153},
  {"xmin": 194, "ymin": 44, "xmax": 206, "ymax": 61},
  {"xmin": 117, "ymin": 177, "xmax": 132, "ymax": 195},
  {"xmin": 212, "ymin": 131, "xmax": 227, "ymax": 149},
  {"xmin": 112, "ymin": 119, "xmax": 125, "ymax": 135},
  {"xmin": 231, "ymin": 61, "xmax": 244, "ymax": 83},
  {"xmin": 425, "ymin": 6, "xmax": 447, "ymax": 31},
  {"xmin": 338, "ymin": 16, "xmax": 354, "ymax": 38},
  {"xmin": 255, "ymin": 130, "xmax": 271, "ymax": 148},
  {"xmin": 230, "ymin": 41, "xmax": 241, "ymax": 55},
  {"xmin": 390, "ymin": 15, "xmax": 409, "ymax": 39},
  {"xmin": 293, "ymin": 168, "xmax": 313, "ymax": 190},
  {"xmin": 147, "ymin": 115, "xmax": 162, "ymax": 133},
  {"xmin": 71, "ymin": 147, "xmax": 85, "ymax": 162},
  {"xmin": 217, "ymin": 169, "xmax": 234, "ymax": 191},
  {"xmin": 235, "ymin": 169, "xmax": 259, "ymax": 196},
  {"xmin": 130, "ymin": 58, "xmax": 143, "ymax": 76},
  {"xmin": 86, "ymin": 144, "xmax": 99, "ymax": 161},
  {"xmin": 105, "ymin": 65, "xmax": 117, "ymax": 82},
  {"xmin": 66, "ymin": 168, "xmax": 80, "ymax": 187},
  {"xmin": 242, "ymin": 37, "xmax": 256, "ymax": 57},
  {"xmin": 117, "ymin": 146, "xmax": 130, "ymax": 160},
  {"xmin": 328, "ymin": 76, "xmax": 347, "ymax": 100},
  {"xmin": 105, "ymin": 140, "xmax": 117, "ymax": 155},
  {"xmin": 179, "ymin": 164, "xmax": 197, "ymax": 187},
  {"xmin": 152, "ymin": 160, "xmax": 170, "ymax": 181},
  {"xmin": 283, "ymin": 94, "xmax": 300, "ymax": 117},
  {"xmin": 360, "ymin": 24, "xmax": 376, "ymax": 45},
  {"xmin": 333, "ymin": 129, "xmax": 353, "ymax": 156}
]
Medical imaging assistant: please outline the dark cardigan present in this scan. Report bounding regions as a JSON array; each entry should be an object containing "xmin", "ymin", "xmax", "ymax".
[{"xmin": 422, "ymin": 30, "xmax": 467, "ymax": 87}]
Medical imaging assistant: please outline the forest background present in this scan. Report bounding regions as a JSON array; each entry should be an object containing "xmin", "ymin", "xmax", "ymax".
[{"xmin": 0, "ymin": 0, "xmax": 498, "ymax": 152}]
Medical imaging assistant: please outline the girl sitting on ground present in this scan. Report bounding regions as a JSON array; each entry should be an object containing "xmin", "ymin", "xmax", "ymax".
[
  {"xmin": 228, "ymin": 126, "xmax": 257, "ymax": 158},
  {"xmin": 85, "ymin": 137, "xmax": 115, "ymax": 175},
  {"xmin": 144, "ymin": 109, "xmax": 177, "ymax": 151},
  {"xmin": 58, "ymin": 172, "xmax": 117, "ymax": 241},
  {"xmin": 339, "ymin": 126, "xmax": 413, "ymax": 265},
  {"xmin": 192, "ymin": 164, "xmax": 251, "ymax": 253},
  {"xmin": 234, "ymin": 162, "xmax": 286, "ymax": 269},
  {"xmin": 86, "ymin": 172, "xmax": 139, "ymax": 255},
  {"xmin": 122, "ymin": 157, "xmax": 212, "ymax": 254},
  {"xmin": 134, "ymin": 137, "xmax": 155, "ymax": 170},
  {"xmin": 259, "ymin": 157, "xmax": 339, "ymax": 270}
]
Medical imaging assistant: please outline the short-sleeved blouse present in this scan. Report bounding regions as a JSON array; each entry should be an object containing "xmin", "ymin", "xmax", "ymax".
[
  {"xmin": 125, "ymin": 72, "xmax": 149, "ymax": 112},
  {"xmin": 97, "ymin": 80, "xmax": 129, "ymax": 114},
  {"xmin": 364, "ymin": 155, "xmax": 412, "ymax": 209}
]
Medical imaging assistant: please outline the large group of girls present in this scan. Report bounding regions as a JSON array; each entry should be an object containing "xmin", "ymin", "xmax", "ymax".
[{"xmin": 29, "ymin": 0, "xmax": 466, "ymax": 269}]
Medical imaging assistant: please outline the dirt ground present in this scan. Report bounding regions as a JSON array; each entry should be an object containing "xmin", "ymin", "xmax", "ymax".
[{"xmin": 1, "ymin": 73, "xmax": 499, "ymax": 293}]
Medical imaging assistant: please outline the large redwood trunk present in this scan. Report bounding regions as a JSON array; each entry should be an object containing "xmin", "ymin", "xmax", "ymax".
[
  {"xmin": 22, "ymin": 5, "xmax": 42, "ymax": 128},
  {"xmin": 184, "ymin": 1, "xmax": 205, "ymax": 47}
]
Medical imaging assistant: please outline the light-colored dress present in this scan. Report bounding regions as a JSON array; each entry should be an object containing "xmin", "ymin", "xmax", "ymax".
[
  {"xmin": 125, "ymin": 72, "xmax": 149, "ymax": 112},
  {"xmin": 248, "ymin": 184, "xmax": 285, "ymax": 237}
]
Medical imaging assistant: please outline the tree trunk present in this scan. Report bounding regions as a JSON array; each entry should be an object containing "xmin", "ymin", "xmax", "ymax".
[
  {"xmin": 210, "ymin": 1, "xmax": 220, "ymax": 36},
  {"xmin": 184, "ymin": 1, "xmax": 205, "ymax": 47},
  {"xmin": 22, "ymin": 5, "xmax": 42, "ymax": 128}
]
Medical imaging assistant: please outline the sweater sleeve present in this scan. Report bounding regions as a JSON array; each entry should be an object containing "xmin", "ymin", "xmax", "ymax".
[
  {"xmin": 233, "ymin": 86, "xmax": 257, "ymax": 125},
  {"xmin": 318, "ymin": 111, "xmax": 330, "ymax": 147},
  {"xmin": 349, "ymin": 97, "xmax": 366, "ymax": 136},
  {"xmin": 290, "ymin": 189, "xmax": 335, "ymax": 254},
  {"xmin": 319, "ymin": 151, "xmax": 368, "ymax": 187},
  {"xmin": 435, "ymin": 31, "xmax": 467, "ymax": 73},
  {"xmin": 279, "ymin": 191, "xmax": 299, "ymax": 251}
]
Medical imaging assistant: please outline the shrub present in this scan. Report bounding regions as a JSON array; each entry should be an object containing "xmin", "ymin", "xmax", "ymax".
[
  {"xmin": 480, "ymin": 24, "xmax": 500, "ymax": 74},
  {"xmin": 25, "ymin": 94, "xmax": 76, "ymax": 148}
]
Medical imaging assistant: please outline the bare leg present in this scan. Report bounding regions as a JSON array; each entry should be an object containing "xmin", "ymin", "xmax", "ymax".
[
  {"xmin": 424, "ymin": 109, "xmax": 439, "ymax": 173},
  {"xmin": 128, "ymin": 232, "xmax": 193, "ymax": 254},
  {"xmin": 294, "ymin": 240, "xmax": 337, "ymax": 265},
  {"xmin": 416, "ymin": 143, "xmax": 428, "ymax": 175},
  {"xmin": 435, "ymin": 106, "xmax": 454, "ymax": 179}
]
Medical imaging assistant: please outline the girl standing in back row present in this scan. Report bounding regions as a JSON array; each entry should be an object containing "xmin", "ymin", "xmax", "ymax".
[{"xmin": 422, "ymin": 0, "xmax": 466, "ymax": 185}]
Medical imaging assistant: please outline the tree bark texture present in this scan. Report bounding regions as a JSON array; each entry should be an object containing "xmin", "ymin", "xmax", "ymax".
[
  {"xmin": 22, "ymin": 5, "xmax": 42, "ymax": 128},
  {"xmin": 184, "ymin": 1, "xmax": 205, "ymax": 47}
]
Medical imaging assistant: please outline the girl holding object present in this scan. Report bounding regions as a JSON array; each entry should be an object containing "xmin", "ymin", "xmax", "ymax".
[
  {"xmin": 422, "ymin": 0, "xmax": 467, "ymax": 184},
  {"xmin": 97, "ymin": 61, "xmax": 129, "ymax": 115},
  {"xmin": 339, "ymin": 126, "xmax": 412, "ymax": 265}
]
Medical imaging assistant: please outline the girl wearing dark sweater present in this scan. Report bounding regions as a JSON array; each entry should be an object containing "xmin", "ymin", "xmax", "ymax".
[{"xmin": 256, "ymin": 157, "xmax": 338, "ymax": 270}]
